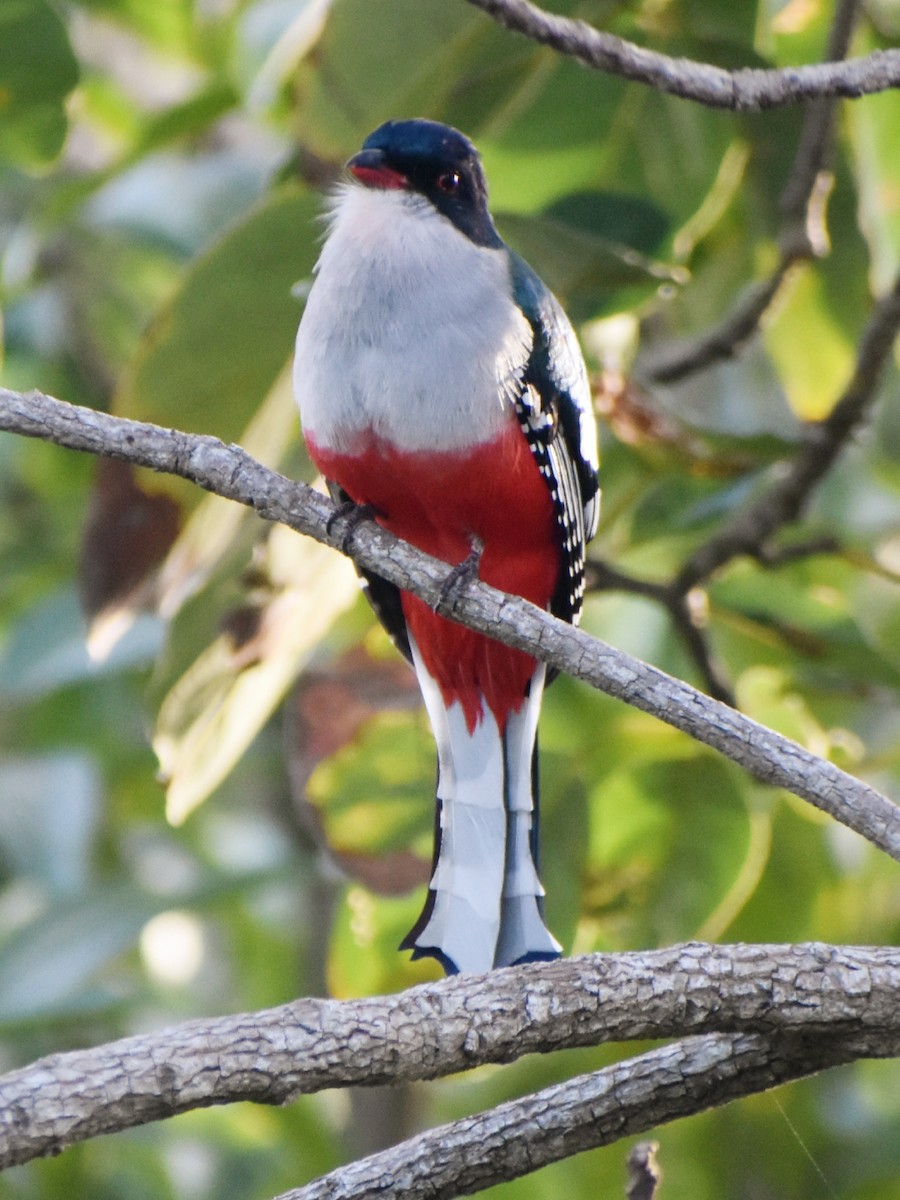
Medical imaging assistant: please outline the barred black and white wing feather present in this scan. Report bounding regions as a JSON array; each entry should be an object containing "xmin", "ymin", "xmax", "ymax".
[{"xmin": 509, "ymin": 252, "xmax": 600, "ymax": 628}]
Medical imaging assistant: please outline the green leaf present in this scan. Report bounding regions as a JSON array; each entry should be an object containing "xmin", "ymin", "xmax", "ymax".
[
  {"xmin": 587, "ymin": 754, "xmax": 754, "ymax": 946},
  {"xmin": 764, "ymin": 266, "xmax": 856, "ymax": 420},
  {"xmin": 155, "ymin": 526, "xmax": 358, "ymax": 825},
  {"xmin": 0, "ymin": 887, "xmax": 159, "ymax": 1024},
  {"xmin": 307, "ymin": 711, "xmax": 433, "ymax": 856},
  {"xmin": 0, "ymin": 753, "xmax": 101, "ymax": 893},
  {"xmin": 0, "ymin": 0, "xmax": 79, "ymax": 166},
  {"xmin": 116, "ymin": 185, "xmax": 322, "ymax": 440},
  {"xmin": 498, "ymin": 208, "xmax": 684, "ymax": 320},
  {"xmin": 290, "ymin": 0, "xmax": 486, "ymax": 157},
  {"xmin": 329, "ymin": 885, "xmax": 441, "ymax": 998}
]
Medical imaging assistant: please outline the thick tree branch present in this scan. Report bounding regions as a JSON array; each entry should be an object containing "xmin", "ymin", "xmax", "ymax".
[
  {"xmin": 2, "ymin": 385, "xmax": 900, "ymax": 860},
  {"xmin": 465, "ymin": 0, "xmax": 900, "ymax": 110},
  {"xmin": 1, "ymin": 943, "xmax": 899, "ymax": 1170},
  {"xmin": 276, "ymin": 1029, "xmax": 893, "ymax": 1200}
]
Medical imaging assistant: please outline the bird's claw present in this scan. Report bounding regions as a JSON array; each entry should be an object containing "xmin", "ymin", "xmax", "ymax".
[
  {"xmin": 327, "ymin": 500, "xmax": 378, "ymax": 555},
  {"xmin": 436, "ymin": 537, "xmax": 484, "ymax": 613}
]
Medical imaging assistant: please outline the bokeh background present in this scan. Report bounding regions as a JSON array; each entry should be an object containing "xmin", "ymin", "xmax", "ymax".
[{"xmin": 2, "ymin": 1, "xmax": 900, "ymax": 1196}]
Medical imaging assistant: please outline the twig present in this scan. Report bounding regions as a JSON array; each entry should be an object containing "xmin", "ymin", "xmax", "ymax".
[
  {"xmin": 753, "ymin": 534, "xmax": 841, "ymax": 567},
  {"xmin": 645, "ymin": 271, "xmax": 792, "ymax": 384},
  {"xmin": 645, "ymin": 0, "xmax": 860, "ymax": 384},
  {"xmin": 464, "ymin": 0, "xmax": 900, "ymax": 110},
  {"xmin": 587, "ymin": 561, "xmax": 735, "ymax": 704},
  {"xmin": 779, "ymin": 0, "xmax": 859, "ymax": 225},
  {"xmin": 2, "ymin": 385, "xmax": 900, "ymax": 859},
  {"xmin": 2, "ymin": 943, "xmax": 898, "ymax": 1169},
  {"xmin": 274, "ymin": 1030, "xmax": 891, "ymax": 1200},
  {"xmin": 676, "ymin": 270, "xmax": 900, "ymax": 591}
]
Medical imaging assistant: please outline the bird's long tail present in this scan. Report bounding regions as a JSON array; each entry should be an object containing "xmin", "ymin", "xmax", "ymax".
[{"xmin": 401, "ymin": 644, "xmax": 560, "ymax": 974}]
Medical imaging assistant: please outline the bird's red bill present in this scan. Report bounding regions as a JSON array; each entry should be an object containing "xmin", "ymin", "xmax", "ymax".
[{"xmin": 349, "ymin": 163, "xmax": 408, "ymax": 190}]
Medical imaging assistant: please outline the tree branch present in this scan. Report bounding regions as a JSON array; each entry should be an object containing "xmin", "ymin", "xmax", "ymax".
[
  {"xmin": 644, "ymin": 270, "xmax": 792, "ymax": 384},
  {"xmin": 676, "ymin": 269, "xmax": 900, "ymax": 591},
  {"xmin": 275, "ymin": 1028, "xmax": 892, "ymax": 1200},
  {"xmin": 587, "ymin": 559, "xmax": 735, "ymax": 704},
  {"xmin": 2, "ymin": 385, "xmax": 900, "ymax": 860},
  {"xmin": 645, "ymin": 0, "xmax": 859, "ymax": 384},
  {"xmin": 465, "ymin": 0, "xmax": 900, "ymax": 110},
  {"xmin": 1, "ymin": 943, "xmax": 898, "ymax": 1170}
]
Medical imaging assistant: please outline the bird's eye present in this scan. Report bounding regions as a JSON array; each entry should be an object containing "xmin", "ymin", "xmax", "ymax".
[{"xmin": 436, "ymin": 171, "xmax": 461, "ymax": 194}]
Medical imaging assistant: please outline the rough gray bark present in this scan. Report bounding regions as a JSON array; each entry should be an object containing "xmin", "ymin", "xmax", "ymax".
[
  {"xmin": 274, "ymin": 1030, "xmax": 895, "ymax": 1200},
  {"xmin": 2, "ymin": 943, "xmax": 899, "ymax": 1171},
  {"xmin": 3, "ymin": 385, "xmax": 900, "ymax": 865},
  {"xmin": 466, "ymin": 0, "xmax": 900, "ymax": 110}
]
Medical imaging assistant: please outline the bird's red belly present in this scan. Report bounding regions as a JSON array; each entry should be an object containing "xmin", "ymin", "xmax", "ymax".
[{"xmin": 307, "ymin": 423, "xmax": 558, "ymax": 730}]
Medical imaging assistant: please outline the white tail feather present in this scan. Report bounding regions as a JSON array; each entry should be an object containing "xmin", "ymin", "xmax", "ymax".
[
  {"xmin": 406, "ymin": 640, "xmax": 559, "ymax": 973},
  {"xmin": 494, "ymin": 665, "xmax": 560, "ymax": 967}
]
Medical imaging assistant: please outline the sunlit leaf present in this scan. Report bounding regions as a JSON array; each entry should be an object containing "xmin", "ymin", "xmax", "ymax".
[
  {"xmin": 116, "ymin": 185, "xmax": 322, "ymax": 443},
  {"xmin": 156, "ymin": 526, "xmax": 358, "ymax": 824},
  {"xmin": 329, "ymin": 886, "xmax": 441, "ymax": 999},
  {"xmin": 307, "ymin": 711, "xmax": 432, "ymax": 856},
  {"xmin": 156, "ymin": 367, "xmax": 299, "ymax": 620},
  {"xmin": 586, "ymin": 753, "xmax": 753, "ymax": 947},
  {"xmin": 764, "ymin": 266, "xmax": 856, "ymax": 419}
]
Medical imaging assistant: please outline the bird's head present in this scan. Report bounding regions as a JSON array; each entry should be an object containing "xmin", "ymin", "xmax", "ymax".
[{"xmin": 345, "ymin": 119, "xmax": 500, "ymax": 248}]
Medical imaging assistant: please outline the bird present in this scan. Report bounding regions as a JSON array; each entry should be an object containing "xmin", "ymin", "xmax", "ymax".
[{"xmin": 293, "ymin": 119, "xmax": 599, "ymax": 975}]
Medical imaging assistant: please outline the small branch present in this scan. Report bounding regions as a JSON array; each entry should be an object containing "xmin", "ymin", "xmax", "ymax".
[
  {"xmin": 646, "ymin": 270, "xmax": 791, "ymax": 384},
  {"xmin": 276, "ymin": 1029, "xmax": 892, "ymax": 1200},
  {"xmin": 645, "ymin": 0, "xmax": 860, "ymax": 384},
  {"xmin": 665, "ymin": 590, "xmax": 735, "ymax": 705},
  {"xmin": 2, "ymin": 943, "xmax": 898, "ymax": 1169},
  {"xmin": 779, "ymin": 0, "xmax": 859, "ymax": 224},
  {"xmin": 753, "ymin": 533, "xmax": 841, "ymax": 567},
  {"xmin": 587, "ymin": 560, "xmax": 735, "ymax": 704},
  {"xmin": 676, "ymin": 270, "xmax": 900, "ymax": 591},
  {"xmin": 465, "ymin": 0, "xmax": 900, "ymax": 110},
  {"xmin": 2, "ymin": 386, "xmax": 900, "ymax": 860}
]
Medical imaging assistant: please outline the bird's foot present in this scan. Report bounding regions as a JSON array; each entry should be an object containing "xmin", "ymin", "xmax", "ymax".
[
  {"xmin": 436, "ymin": 537, "xmax": 483, "ymax": 614},
  {"xmin": 326, "ymin": 500, "xmax": 378, "ymax": 555}
]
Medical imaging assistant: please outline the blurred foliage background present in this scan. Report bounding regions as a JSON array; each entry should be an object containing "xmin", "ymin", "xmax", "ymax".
[{"xmin": 2, "ymin": 0, "xmax": 900, "ymax": 1197}]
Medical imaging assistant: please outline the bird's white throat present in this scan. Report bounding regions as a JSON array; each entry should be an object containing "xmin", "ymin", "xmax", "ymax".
[{"xmin": 294, "ymin": 183, "xmax": 532, "ymax": 455}]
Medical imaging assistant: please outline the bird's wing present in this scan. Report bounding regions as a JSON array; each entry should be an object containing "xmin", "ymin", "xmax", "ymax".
[{"xmin": 509, "ymin": 251, "xmax": 600, "ymax": 626}]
